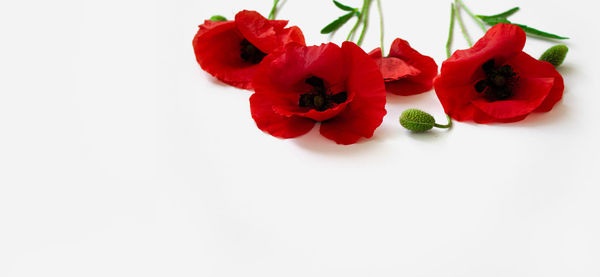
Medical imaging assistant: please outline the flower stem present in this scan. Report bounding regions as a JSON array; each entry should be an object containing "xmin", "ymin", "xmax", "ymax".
[
  {"xmin": 454, "ymin": 1, "xmax": 473, "ymax": 47},
  {"xmin": 268, "ymin": 0, "xmax": 281, "ymax": 20},
  {"xmin": 376, "ymin": 0, "xmax": 385, "ymax": 54},
  {"xmin": 441, "ymin": 5, "xmax": 456, "ymax": 131},
  {"xmin": 346, "ymin": 0, "xmax": 367, "ymax": 41},
  {"xmin": 457, "ymin": 0, "xmax": 487, "ymax": 32},
  {"xmin": 446, "ymin": 3, "xmax": 456, "ymax": 58},
  {"xmin": 434, "ymin": 115, "xmax": 453, "ymax": 129},
  {"xmin": 356, "ymin": 0, "xmax": 373, "ymax": 46}
]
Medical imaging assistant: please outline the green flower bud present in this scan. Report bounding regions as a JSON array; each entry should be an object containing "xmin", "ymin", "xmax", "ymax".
[
  {"xmin": 209, "ymin": 15, "xmax": 228, "ymax": 22},
  {"xmin": 540, "ymin": 45, "xmax": 569, "ymax": 67},
  {"xmin": 399, "ymin": 109, "xmax": 436, "ymax": 132}
]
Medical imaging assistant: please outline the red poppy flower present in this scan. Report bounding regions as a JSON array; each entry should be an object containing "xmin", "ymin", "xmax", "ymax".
[
  {"xmin": 369, "ymin": 38, "xmax": 438, "ymax": 96},
  {"xmin": 192, "ymin": 10, "xmax": 305, "ymax": 90},
  {"xmin": 250, "ymin": 41, "xmax": 387, "ymax": 145},
  {"xmin": 434, "ymin": 23, "xmax": 564, "ymax": 123}
]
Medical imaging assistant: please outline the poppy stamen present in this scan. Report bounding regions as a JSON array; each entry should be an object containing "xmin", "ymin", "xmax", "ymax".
[
  {"xmin": 474, "ymin": 59, "xmax": 519, "ymax": 102},
  {"xmin": 240, "ymin": 39, "xmax": 267, "ymax": 64},
  {"xmin": 299, "ymin": 77, "xmax": 347, "ymax": 112}
]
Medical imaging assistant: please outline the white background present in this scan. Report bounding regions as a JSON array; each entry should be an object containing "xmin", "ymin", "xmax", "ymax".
[{"xmin": 1, "ymin": 0, "xmax": 599, "ymax": 276}]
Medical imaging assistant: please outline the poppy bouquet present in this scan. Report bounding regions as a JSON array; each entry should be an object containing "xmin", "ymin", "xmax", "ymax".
[{"xmin": 193, "ymin": 0, "xmax": 569, "ymax": 145}]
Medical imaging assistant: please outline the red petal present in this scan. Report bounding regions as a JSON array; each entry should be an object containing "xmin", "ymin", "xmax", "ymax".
[
  {"xmin": 252, "ymin": 42, "xmax": 386, "ymax": 144},
  {"xmin": 368, "ymin": 48, "xmax": 382, "ymax": 58},
  {"xmin": 193, "ymin": 20, "xmax": 257, "ymax": 89},
  {"xmin": 277, "ymin": 26, "xmax": 306, "ymax": 47},
  {"xmin": 375, "ymin": 57, "xmax": 421, "ymax": 82},
  {"xmin": 256, "ymin": 43, "xmax": 348, "ymax": 96},
  {"xmin": 250, "ymin": 93, "xmax": 315, "ymax": 139},
  {"xmin": 506, "ymin": 52, "xmax": 564, "ymax": 113},
  {"xmin": 471, "ymin": 77, "xmax": 554, "ymax": 120},
  {"xmin": 468, "ymin": 52, "xmax": 563, "ymax": 122},
  {"xmin": 252, "ymin": 43, "xmax": 352, "ymax": 122},
  {"xmin": 197, "ymin": 20, "xmax": 228, "ymax": 35},
  {"xmin": 433, "ymin": 80, "xmax": 480, "ymax": 121},
  {"xmin": 438, "ymin": 24, "xmax": 526, "ymax": 87},
  {"xmin": 270, "ymin": 20, "xmax": 289, "ymax": 31},
  {"xmin": 273, "ymin": 100, "xmax": 351, "ymax": 122},
  {"xmin": 319, "ymin": 42, "xmax": 387, "ymax": 145},
  {"xmin": 234, "ymin": 10, "xmax": 280, "ymax": 53},
  {"xmin": 194, "ymin": 11, "xmax": 305, "ymax": 90},
  {"xmin": 536, "ymin": 74, "xmax": 564, "ymax": 113},
  {"xmin": 383, "ymin": 38, "xmax": 438, "ymax": 95},
  {"xmin": 434, "ymin": 24, "xmax": 527, "ymax": 121}
]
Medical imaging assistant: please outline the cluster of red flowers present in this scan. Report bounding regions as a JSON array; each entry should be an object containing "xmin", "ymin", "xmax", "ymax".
[{"xmin": 193, "ymin": 11, "xmax": 564, "ymax": 144}]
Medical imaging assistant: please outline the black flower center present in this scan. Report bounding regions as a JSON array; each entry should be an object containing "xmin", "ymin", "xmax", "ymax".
[
  {"xmin": 474, "ymin": 59, "xmax": 519, "ymax": 102},
  {"xmin": 240, "ymin": 39, "xmax": 267, "ymax": 64},
  {"xmin": 299, "ymin": 76, "xmax": 347, "ymax": 112}
]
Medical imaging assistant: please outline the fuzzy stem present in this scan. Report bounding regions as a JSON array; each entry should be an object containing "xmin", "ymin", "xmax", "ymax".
[
  {"xmin": 454, "ymin": 1, "xmax": 473, "ymax": 47},
  {"xmin": 376, "ymin": 0, "xmax": 385, "ymax": 54},
  {"xmin": 346, "ymin": 0, "xmax": 368, "ymax": 41},
  {"xmin": 434, "ymin": 115, "xmax": 453, "ymax": 129},
  {"xmin": 442, "ymin": 5, "xmax": 456, "ymax": 130},
  {"xmin": 268, "ymin": 0, "xmax": 281, "ymax": 20},
  {"xmin": 356, "ymin": 0, "xmax": 373, "ymax": 46},
  {"xmin": 446, "ymin": 3, "xmax": 456, "ymax": 58},
  {"xmin": 457, "ymin": 0, "xmax": 487, "ymax": 32}
]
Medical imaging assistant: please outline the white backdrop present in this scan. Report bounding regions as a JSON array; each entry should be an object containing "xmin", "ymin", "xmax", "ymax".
[{"xmin": 1, "ymin": 0, "xmax": 599, "ymax": 276}]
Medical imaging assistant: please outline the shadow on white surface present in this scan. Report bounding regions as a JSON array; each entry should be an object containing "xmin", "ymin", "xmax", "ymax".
[
  {"xmin": 385, "ymin": 91, "xmax": 433, "ymax": 105},
  {"xmin": 406, "ymin": 128, "xmax": 453, "ymax": 142},
  {"xmin": 207, "ymin": 74, "xmax": 233, "ymax": 88},
  {"xmin": 558, "ymin": 64, "xmax": 576, "ymax": 76},
  {"xmin": 293, "ymin": 126, "xmax": 379, "ymax": 155},
  {"xmin": 372, "ymin": 122, "xmax": 453, "ymax": 143},
  {"xmin": 514, "ymin": 102, "xmax": 569, "ymax": 127}
]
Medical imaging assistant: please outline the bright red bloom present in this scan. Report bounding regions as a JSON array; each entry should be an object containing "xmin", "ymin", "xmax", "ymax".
[
  {"xmin": 434, "ymin": 23, "xmax": 564, "ymax": 123},
  {"xmin": 192, "ymin": 10, "xmax": 305, "ymax": 90},
  {"xmin": 369, "ymin": 38, "xmax": 438, "ymax": 95},
  {"xmin": 250, "ymin": 41, "xmax": 387, "ymax": 145}
]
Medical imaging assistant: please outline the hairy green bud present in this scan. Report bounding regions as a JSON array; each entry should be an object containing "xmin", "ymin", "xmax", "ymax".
[
  {"xmin": 209, "ymin": 15, "xmax": 228, "ymax": 22},
  {"xmin": 540, "ymin": 45, "xmax": 569, "ymax": 67},
  {"xmin": 399, "ymin": 109, "xmax": 436, "ymax": 132}
]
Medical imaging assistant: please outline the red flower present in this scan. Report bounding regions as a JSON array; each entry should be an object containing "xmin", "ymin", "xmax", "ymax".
[
  {"xmin": 434, "ymin": 23, "xmax": 564, "ymax": 123},
  {"xmin": 250, "ymin": 42, "xmax": 387, "ymax": 145},
  {"xmin": 192, "ymin": 10, "xmax": 305, "ymax": 90},
  {"xmin": 369, "ymin": 38, "xmax": 438, "ymax": 95}
]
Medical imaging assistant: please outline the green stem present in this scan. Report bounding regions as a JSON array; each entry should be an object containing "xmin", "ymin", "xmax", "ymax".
[
  {"xmin": 446, "ymin": 3, "xmax": 456, "ymax": 59},
  {"xmin": 457, "ymin": 0, "xmax": 487, "ymax": 32},
  {"xmin": 376, "ymin": 0, "xmax": 384, "ymax": 54},
  {"xmin": 346, "ymin": 0, "xmax": 368, "ymax": 41},
  {"xmin": 356, "ymin": 0, "xmax": 373, "ymax": 46},
  {"xmin": 268, "ymin": 0, "xmax": 281, "ymax": 20},
  {"xmin": 441, "ymin": 5, "xmax": 456, "ymax": 130},
  {"xmin": 454, "ymin": 1, "xmax": 473, "ymax": 47},
  {"xmin": 434, "ymin": 115, "xmax": 453, "ymax": 129}
]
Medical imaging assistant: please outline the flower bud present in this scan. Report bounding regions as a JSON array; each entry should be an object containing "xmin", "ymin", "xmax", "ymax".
[
  {"xmin": 540, "ymin": 45, "xmax": 568, "ymax": 67},
  {"xmin": 209, "ymin": 15, "xmax": 228, "ymax": 21},
  {"xmin": 399, "ymin": 109, "xmax": 436, "ymax": 132}
]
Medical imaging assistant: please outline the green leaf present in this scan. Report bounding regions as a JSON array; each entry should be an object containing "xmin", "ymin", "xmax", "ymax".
[
  {"xmin": 513, "ymin": 23, "xmax": 569, "ymax": 40},
  {"xmin": 477, "ymin": 16, "xmax": 510, "ymax": 25},
  {"xmin": 477, "ymin": 15, "xmax": 569, "ymax": 40},
  {"xmin": 320, "ymin": 12, "xmax": 355, "ymax": 34},
  {"xmin": 333, "ymin": 0, "xmax": 357, "ymax": 12},
  {"xmin": 477, "ymin": 7, "xmax": 520, "ymax": 21},
  {"xmin": 209, "ymin": 15, "xmax": 227, "ymax": 21}
]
